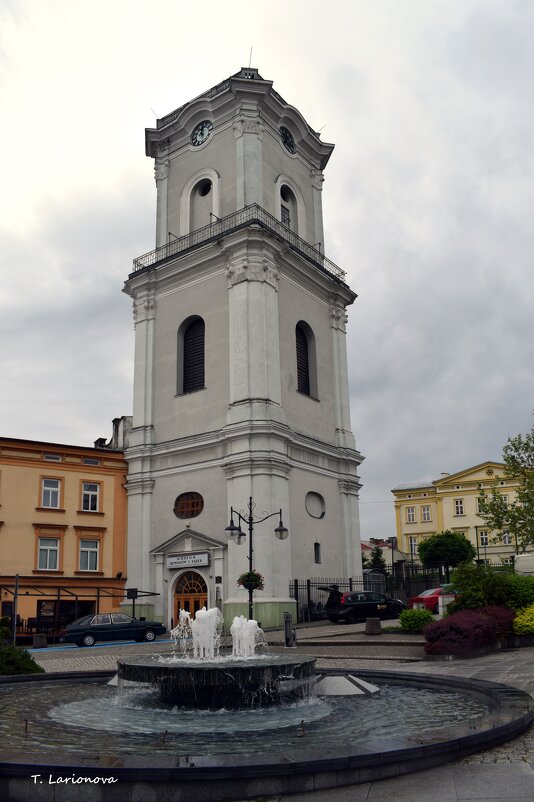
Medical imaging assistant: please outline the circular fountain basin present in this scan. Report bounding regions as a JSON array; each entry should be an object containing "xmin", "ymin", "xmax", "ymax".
[
  {"xmin": 0, "ymin": 669, "xmax": 531, "ymax": 801},
  {"xmin": 118, "ymin": 652, "xmax": 316, "ymax": 708}
]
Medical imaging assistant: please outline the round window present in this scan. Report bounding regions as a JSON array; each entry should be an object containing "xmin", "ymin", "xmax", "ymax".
[
  {"xmin": 174, "ymin": 492, "xmax": 204, "ymax": 519},
  {"xmin": 305, "ymin": 492, "xmax": 325, "ymax": 519}
]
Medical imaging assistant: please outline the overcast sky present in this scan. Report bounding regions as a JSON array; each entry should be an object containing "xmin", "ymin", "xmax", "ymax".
[{"xmin": 1, "ymin": 0, "xmax": 533, "ymax": 541}]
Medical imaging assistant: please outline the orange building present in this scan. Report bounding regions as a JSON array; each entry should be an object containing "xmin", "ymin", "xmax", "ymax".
[{"xmin": 0, "ymin": 435, "xmax": 127, "ymax": 635}]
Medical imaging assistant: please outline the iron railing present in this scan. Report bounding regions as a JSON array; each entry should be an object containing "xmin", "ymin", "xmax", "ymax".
[
  {"xmin": 132, "ymin": 203, "xmax": 346, "ymax": 281},
  {"xmin": 289, "ymin": 570, "xmax": 446, "ymax": 621}
]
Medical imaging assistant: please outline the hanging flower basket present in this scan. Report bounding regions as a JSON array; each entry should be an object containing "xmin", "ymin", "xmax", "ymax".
[{"xmin": 237, "ymin": 570, "xmax": 265, "ymax": 592}]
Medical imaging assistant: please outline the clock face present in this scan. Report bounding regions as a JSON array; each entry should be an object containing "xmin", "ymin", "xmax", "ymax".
[
  {"xmin": 280, "ymin": 126, "xmax": 296, "ymax": 154},
  {"xmin": 191, "ymin": 120, "xmax": 213, "ymax": 147}
]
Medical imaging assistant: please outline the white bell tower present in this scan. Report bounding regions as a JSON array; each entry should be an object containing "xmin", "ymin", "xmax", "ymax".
[{"xmin": 124, "ymin": 69, "xmax": 363, "ymax": 628}]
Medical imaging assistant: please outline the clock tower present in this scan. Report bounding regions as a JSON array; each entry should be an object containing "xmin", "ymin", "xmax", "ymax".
[{"xmin": 123, "ymin": 68, "xmax": 363, "ymax": 627}]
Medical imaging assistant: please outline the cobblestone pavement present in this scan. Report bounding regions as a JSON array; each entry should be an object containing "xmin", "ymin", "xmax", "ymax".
[{"xmin": 28, "ymin": 627, "xmax": 534, "ymax": 801}]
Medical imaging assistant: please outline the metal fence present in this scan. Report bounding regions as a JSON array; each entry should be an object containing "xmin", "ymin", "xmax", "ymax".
[{"xmin": 289, "ymin": 569, "xmax": 444, "ymax": 623}]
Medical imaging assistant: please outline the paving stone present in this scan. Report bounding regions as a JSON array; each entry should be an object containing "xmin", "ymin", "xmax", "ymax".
[{"xmin": 23, "ymin": 623, "xmax": 534, "ymax": 801}]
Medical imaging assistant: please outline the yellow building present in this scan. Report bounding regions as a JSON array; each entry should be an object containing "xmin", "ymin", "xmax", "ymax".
[
  {"xmin": 392, "ymin": 462, "xmax": 519, "ymax": 566},
  {"xmin": 0, "ymin": 436, "xmax": 127, "ymax": 633}
]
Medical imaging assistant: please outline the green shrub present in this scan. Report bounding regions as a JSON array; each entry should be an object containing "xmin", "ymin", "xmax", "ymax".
[
  {"xmin": 0, "ymin": 645, "xmax": 45, "ymax": 675},
  {"xmin": 449, "ymin": 563, "xmax": 534, "ymax": 612},
  {"xmin": 0, "ymin": 626, "xmax": 11, "ymax": 644},
  {"xmin": 513, "ymin": 604, "xmax": 534, "ymax": 634},
  {"xmin": 399, "ymin": 608, "xmax": 434, "ymax": 632},
  {"xmin": 448, "ymin": 563, "xmax": 510, "ymax": 611},
  {"xmin": 502, "ymin": 574, "xmax": 534, "ymax": 610}
]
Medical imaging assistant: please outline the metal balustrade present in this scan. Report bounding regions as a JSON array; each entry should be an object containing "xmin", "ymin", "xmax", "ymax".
[{"xmin": 132, "ymin": 203, "xmax": 346, "ymax": 281}]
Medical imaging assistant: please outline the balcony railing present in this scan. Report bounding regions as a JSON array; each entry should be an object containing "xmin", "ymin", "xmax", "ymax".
[{"xmin": 132, "ymin": 203, "xmax": 346, "ymax": 281}]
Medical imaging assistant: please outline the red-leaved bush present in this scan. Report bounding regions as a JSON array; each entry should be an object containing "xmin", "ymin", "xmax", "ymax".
[
  {"xmin": 424, "ymin": 606, "xmax": 514, "ymax": 655},
  {"xmin": 475, "ymin": 606, "xmax": 515, "ymax": 639}
]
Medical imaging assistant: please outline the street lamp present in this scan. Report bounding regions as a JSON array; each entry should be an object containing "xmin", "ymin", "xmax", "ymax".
[{"xmin": 225, "ymin": 496, "xmax": 289, "ymax": 620}]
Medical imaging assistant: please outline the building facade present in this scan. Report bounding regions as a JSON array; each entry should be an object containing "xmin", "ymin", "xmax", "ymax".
[
  {"xmin": 123, "ymin": 68, "xmax": 363, "ymax": 628},
  {"xmin": 392, "ymin": 462, "xmax": 520, "ymax": 565},
  {"xmin": 0, "ymin": 436, "xmax": 127, "ymax": 630}
]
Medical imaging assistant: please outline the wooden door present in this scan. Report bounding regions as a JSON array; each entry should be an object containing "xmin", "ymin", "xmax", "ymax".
[{"xmin": 174, "ymin": 571, "xmax": 208, "ymax": 622}]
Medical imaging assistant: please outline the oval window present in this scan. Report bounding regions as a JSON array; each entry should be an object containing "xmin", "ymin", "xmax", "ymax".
[
  {"xmin": 305, "ymin": 492, "xmax": 325, "ymax": 519},
  {"xmin": 174, "ymin": 492, "xmax": 204, "ymax": 519}
]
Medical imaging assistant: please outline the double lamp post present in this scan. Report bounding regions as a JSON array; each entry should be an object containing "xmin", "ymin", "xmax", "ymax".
[{"xmin": 225, "ymin": 497, "xmax": 288, "ymax": 620}]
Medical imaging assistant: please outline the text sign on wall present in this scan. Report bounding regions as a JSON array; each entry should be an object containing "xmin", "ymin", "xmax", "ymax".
[{"xmin": 167, "ymin": 552, "xmax": 210, "ymax": 570}]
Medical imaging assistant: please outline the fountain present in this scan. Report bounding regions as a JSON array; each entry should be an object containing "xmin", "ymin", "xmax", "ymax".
[
  {"xmin": 117, "ymin": 608, "xmax": 317, "ymax": 708},
  {"xmin": 0, "ymin": 608, "xmax": 532, "ymax": 801}
]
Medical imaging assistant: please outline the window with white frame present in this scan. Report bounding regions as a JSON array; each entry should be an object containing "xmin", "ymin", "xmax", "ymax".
[
  {"xmin": 38, "ymin": 537, "xmax": 59, "ymax": 570},
  {"xmin": 421, "ymin": 505, "xmax": 431, "ymax": 522},
  {"xmin": 41, "ymin": 478, "xmax": 60, "ymax": 508},
  {"xmin": 502, "ymin": 531, "xmax": 512, "ymax": 545},
  {"xmin": 480, "ymin": 530, "xmax": 489, "ymax": 546},
  {"xmin": 409, "ymin": 536, "xmax": 417, "ymax": 556},
  {"xmin": 477, "ymin": 497, "xmax": 486, "ymax": 514},
  {"xmin": 502, "ymin": 495, "xmax": 509, "ymax": 508},
  {"xmin": 454, "ymin": 498, "xmax": 464, "ymax": 516},
  {"xmin": 82, "ymin": 482, "xmax": 99, "ymax": 512},
  {"xmin": 502, "ymin": 557, "xmax": 513, "ymax": 565},
  {"xmin": 406, "ymin": 506, "xmax": 416, "ymax": 523},
  {"xmin": 79, "ymin": 539, "xmax": 99, "ymax": 571}
]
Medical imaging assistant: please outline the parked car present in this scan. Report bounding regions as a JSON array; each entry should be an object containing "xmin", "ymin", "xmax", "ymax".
[
  {"xmin": 407, "ymin": 587, "xmax": 457, "ymax": 614},
  {"xmin": 326, "ymin": 591, "xmax": 406, "ymax": 624},
  {"xmin": 59, "ymin": 612, "xmax": 166, "ymax": 647}
]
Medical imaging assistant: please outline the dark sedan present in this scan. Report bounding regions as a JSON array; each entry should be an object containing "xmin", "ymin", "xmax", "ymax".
[
  {"xmin": 60, "ymin": 612, "xmax": 166, "ymax": 647},
  {"xmin": 326, "ymin": 591, "xmax": 406, "ymax": 624}
]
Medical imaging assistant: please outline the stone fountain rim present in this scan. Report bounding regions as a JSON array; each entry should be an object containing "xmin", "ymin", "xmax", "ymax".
[{"xmin": 0, "ymin": 669, "xmax": 532, "ymax": 798}]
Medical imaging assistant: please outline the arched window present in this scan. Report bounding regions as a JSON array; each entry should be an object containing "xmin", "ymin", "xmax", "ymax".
[
  {"xmin": 280, "ymin": 184, "xmax": 298, "ymax": 233},
  {"xmin": 190, "ymin": 178, "xmax": 213, "ymax": 232},
  {"xmin": 177, "ymin": 316, "xmax": 205, "ymax": 395},
  {"xmin": 295, "ymin": 321, "xmax": 318, "ymax": 398}
]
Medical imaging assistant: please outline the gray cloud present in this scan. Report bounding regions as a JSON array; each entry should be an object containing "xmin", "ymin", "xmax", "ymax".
[{"xmin": 1, "ymin": 0, "xmax": 533, "ymax": 542}]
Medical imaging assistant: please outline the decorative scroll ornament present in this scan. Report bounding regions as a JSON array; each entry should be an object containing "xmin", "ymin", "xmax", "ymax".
[
  {"xmin": 133, "ymin": 295, "xmax": 156, "ymax": 324},
  {"xmin": 330, "ymin": 302, "xmax": 348, "ymax": 332},
  {"xmin": 154, "ymin": 160, "xmax": 169, "ymax": 182},
  {"xmin": 233, "ymin": 116, "xmax": 265, "ymax": 140},
  {"xmin": 310, "ymin": 169, "xmax": 324, "ymax": 191},
  {"xmin": 225, "ymin": 255, "xmax": 279, "ymax": 290}
]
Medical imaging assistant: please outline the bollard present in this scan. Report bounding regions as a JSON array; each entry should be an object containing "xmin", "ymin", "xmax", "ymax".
[
  {"xmin": 365, "ymin": 617, "xmax": 382, "ymax": 636},
  {"xmin": 284, "ymin": 612, "xmax": 296, "ymax": 647}
]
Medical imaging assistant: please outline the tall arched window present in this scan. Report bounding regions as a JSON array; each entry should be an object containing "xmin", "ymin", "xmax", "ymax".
[
  {"xmin": 295, "ymin": 321, "xmax": 318, "ymax": 398},
  {"xmin": 280, "ymin": 184, "xmax": 298, "ymax": 233},
  {"xmin": 190, "ymin": 178, "xmax": 213, "ymax": 232},
  {"xmin": 177, "ymin": 316, "xmax": 205, "ymax": 395}
]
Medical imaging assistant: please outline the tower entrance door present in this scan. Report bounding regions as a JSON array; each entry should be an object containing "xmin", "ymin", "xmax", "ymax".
[{"xmin": 174, "ymin": 571, "xmax": 208, "ymax": 622}]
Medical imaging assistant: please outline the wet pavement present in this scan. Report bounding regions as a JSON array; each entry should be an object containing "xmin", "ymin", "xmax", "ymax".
[{"xmin": 27, "ymin": 621, "xmax": 534, "ymax": 801}]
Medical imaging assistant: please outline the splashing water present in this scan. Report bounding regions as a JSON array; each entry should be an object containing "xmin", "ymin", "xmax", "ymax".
[
  {"xmin": 230, "ymin": 615, "xmax": 266, "ymax": 658},
  {"xmin": 169, "ymin": 609, "xmax": 192, "ymax": 655},
  {"xmin": 166, "ymin": 608, "xmax": 266, "ymax": 662},
  {"xmin": 191, "ymin": 607, "xmax": 223, "ymax": 659}
]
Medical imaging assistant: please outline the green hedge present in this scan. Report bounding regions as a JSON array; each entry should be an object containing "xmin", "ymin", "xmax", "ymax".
[
  {"xmin": 449, "ymin": 564, "xmax": 534, "ymax": 612},
  {"xmin": 0, "ymin": 645, "xmax": 45, "ymax": 675}
]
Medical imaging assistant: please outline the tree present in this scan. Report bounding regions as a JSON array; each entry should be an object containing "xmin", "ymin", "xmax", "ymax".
[
  {"xmin": 478, "ymin": 417, "xmax": 534, "ymax": 553},
  {"xmin": 418, "ymin": 531, "xmax": 476, "ymax": 581},
  {"xmin": 368, "ymin": 545, "xmax": 387, "ymax": 570}
]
